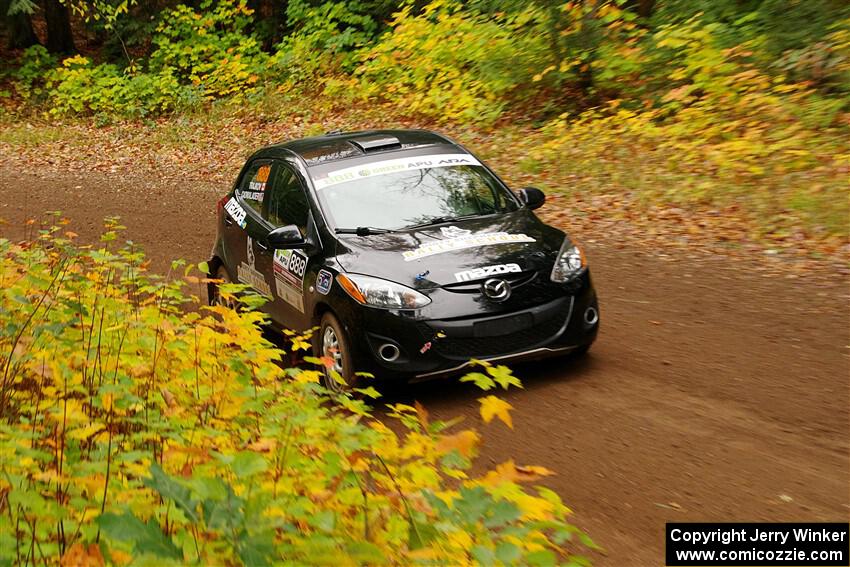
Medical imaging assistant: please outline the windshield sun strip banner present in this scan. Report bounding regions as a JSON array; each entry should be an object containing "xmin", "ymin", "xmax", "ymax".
[
  {"xmin": 402, "ymin": 232, "xmax": 536, "ymax": 261},
  {"xmin": 313, "ymin": 154, "xmax": 483, "ymax": 189}
]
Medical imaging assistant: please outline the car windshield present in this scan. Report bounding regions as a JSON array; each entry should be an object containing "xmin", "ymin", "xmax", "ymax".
[{"xmin": 312, "ymin": 160, "xmax": 519, "ymax": 230}]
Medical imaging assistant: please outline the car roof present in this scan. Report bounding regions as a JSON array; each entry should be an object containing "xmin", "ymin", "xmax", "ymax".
[{"xmin": 258, "ymin": 129, "xmax": 462, "ymax": 167}]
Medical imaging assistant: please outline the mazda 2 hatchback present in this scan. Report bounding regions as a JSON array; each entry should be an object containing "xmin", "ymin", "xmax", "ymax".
[{"xmin": 208, "ymin": 130, "xmax": 599, "ymax": 390}]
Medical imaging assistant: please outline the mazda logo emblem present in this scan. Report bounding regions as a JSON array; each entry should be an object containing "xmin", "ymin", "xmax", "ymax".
[{"xmin": 482, "ymin": 278, "xmax": 511, "ymax": 301}]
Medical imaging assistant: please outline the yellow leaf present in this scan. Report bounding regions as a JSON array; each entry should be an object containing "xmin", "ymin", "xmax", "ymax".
[
  {"xmin": 414, "ymin": 400, "xmax": 430, "ymax": 431},
  {"xmin": 436, "ymin": 429, "xmax": 480, "ymax": 458},
  {"xmin": 248, "ymin": 438, "xmax": 277, "ymax": 453},
  {"xmin": 68, "ymin": 422, "xmax": 105, "ymax": 441},
  {"xmin": 478, "ymin": 395, "xmax": 513, "ymax": 428},
  {"xmin": 480, "ymin": 460, "xmax": 554, "ymax": 485}
]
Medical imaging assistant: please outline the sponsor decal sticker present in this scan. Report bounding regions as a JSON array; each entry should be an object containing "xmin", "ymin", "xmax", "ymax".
[
  {"xmin": 440, "ymin": 225, "xmax": 472, "ymax": 238},
  {"xmin": 275, "ymin": 281, "xmax": 303, "ymax": 312},
  {"xmin": 314, "ymin": 153, "xmax": 483, "ymax": 189},
  {"xmin": 246, "ymin": 236, "xmax": 256, "ymax": 267},
  {"xmin": 239, "ymin": 165, "xmax": 270, "ymax": 201},
  {"xmin": 236, "ymin": 235, "xmax": 271, "ymax": 296},
  {"xmin": 224, "ymin": 197, "xmax": 247, "ymax": 229},
  {"xmin": 316, "ymin": 269, "xmax": 333, "ymax": 295},
  {"xmin": 272, "ymin": 249, "xmax": 307, "ymax": 313},
  {"xmin": 240, "ymin": 190, "xmax": 265, "ymax": 202},
  {"xmin": 454, "ymin": 263, "xmax": 522, "ymax": 282},
  {"xmin": 420, "ymin": 330, "xmax": 447, "ymax": 354},
  {"xmin": 402, "ymin": 232, "xmax": 536, "ymax": 262},
  {"xmin": 237, "ymin": 264, "xmax": 271, "ymax": 297}
]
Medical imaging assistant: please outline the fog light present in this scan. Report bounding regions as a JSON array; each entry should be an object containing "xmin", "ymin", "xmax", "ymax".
[{"xmin": 378, "ymin": 343, "xmax": 400, "ymax": 362}]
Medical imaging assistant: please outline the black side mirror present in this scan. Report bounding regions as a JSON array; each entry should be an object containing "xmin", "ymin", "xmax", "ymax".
[
  {"xmin": 518, "ymin": 187, "xmax": 546, "ymax": 210},
  {"xmin": 267, "ymin": 225, "xmax": 306, "ymax": 250}
]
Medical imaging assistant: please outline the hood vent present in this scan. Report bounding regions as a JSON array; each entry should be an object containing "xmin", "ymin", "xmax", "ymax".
[{"xmin": 350, "ymin": 135, "xmax": 402, "ymax": 152}]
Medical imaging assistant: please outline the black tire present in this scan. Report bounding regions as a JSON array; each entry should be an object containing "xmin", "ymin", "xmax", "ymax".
[
  {"xmin": 209, "ymin": 264, "xmax": 237, "ymax": 309},
  {"xmin": 317, "ymin": 312, "xmax": 357, "ymax": 393}
]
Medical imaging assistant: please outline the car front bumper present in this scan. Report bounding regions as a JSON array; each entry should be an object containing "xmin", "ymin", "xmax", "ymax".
[{"xmin": 344, "ymin": 274, "xmax": 599, "ymax": 381}]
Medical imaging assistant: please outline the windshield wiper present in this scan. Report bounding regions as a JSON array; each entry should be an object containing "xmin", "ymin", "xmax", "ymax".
[
  {"xmin": 404, "ymin": 214, "xmax": 481, "ymax": 230},
  {"xmin": 335, "ymin": 227, "xmax": 396, "ymax": 236}
]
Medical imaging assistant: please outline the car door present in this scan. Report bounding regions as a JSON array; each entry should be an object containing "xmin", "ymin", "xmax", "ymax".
[
  {"xmin": 260, "ymin": 160, "xmax": 315, "ymax": 330},
  {"xmin": 230, "ymin": 159, "xmax": 275, "ymax": 300}
]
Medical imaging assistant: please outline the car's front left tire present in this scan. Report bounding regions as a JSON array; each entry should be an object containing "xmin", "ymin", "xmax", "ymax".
[
  {"xmin": 317, "ymin": 311, "xmax": 358, "ymax": 393},
  {"xmin": 209, "ymin": 264, "xmax": 239, "ymax": 310}
]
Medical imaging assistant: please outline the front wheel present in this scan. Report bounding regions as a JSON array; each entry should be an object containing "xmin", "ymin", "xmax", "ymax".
[
  {"xmin": 209, "ymin": 264, "xmax": 237, "ymax": 309},
  {"xmin": 317, "ymin": 312, "xmax": 357, "ymax": 393}
]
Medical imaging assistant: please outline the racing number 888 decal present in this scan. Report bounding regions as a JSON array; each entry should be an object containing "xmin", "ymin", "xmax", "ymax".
[{"xmin": 287, "ymin": 251, "xmax": 307, "ymax": 279}]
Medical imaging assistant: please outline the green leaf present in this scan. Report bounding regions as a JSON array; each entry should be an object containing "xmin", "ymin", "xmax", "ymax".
[
  {"xmin": 459, "ymin": 372, "xmax": 495, "ymax": 390},
  {"xmin": 487, "ymin": 365, "xmax": 522, "ymax": 390},
  {"xmin": 143, "ymin": 464, "xmax": 199, "ymax": 523},
  {"xmin": 495, "ymin": 542, "xmax": 522, "ymax": 564},
  {"xmin": 309, "ymin": 509, "xmax": 335, "ymax": 533},
  {"xmin": 230, "ymin": 451, "xmax": 268, "ymax": 477},
  {"xmin": 97, "ymin": 512, "xmax": 182, "ymax": 559},
  {"xmin": 352, "ymin": 386, "xmax": 381, "ymax": 399},
  {"xmin": 526, "ymin": 549, "xmax": 557, "ymax": 566},
  {"xmin": 237, "ymin": 531, "xmax": 275, "ymax": 566},
  {"xmin": 485, "ymin": 500, "xmax": 521, "ymax": 528},
  {"xmin": 472, "ymin": 545, "xmax": 496, "ymax": 565},
  {"xmin": 97, "ymin": 511, "xmax": 148, "ymax": 543},
  {"xmin": 407, "ymin": 520, "xmax": 438, "ymax": 550},
  {"xmin": 190, "ymin": 476, "xmax": 227, "ymax": 501},
  {"xmin": 345, "ymin": 541, "xmax": 386, "ymax": 563},
  {"xmin": 202, "ymin": 484, "xmax": 244, "ymax": 530},
  {"xmin": 455, "ymin": 485, "xmax": 492, "ymax": 524}
]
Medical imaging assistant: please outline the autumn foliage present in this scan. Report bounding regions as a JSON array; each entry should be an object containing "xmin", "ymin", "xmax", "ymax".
[{"xmin": 0, "ymin": 219, "xmax": 596, "ymax": 565}]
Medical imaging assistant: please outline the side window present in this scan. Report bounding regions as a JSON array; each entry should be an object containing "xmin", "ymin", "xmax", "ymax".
[
  {"xmin": 237, "ymin": 161, "xmax": 271, "ymax": 215},
  {"xmin": 267, "ymin": 162, "xmax": 311, "ymax": 233}
]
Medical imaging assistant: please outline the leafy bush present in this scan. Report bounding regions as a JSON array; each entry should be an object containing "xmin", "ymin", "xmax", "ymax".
[
  {"xmin": 344, "ymin": 0, "xmax": 549, "ymax": 123},
  {"xmin": 268, "ymin": 0, "xmax": 391, "ymax": 90},
  {"xmin": 9, "ymin": 45, "xmax": 58, "ymax": 102},
  {"xmin": 25, "ymin": 0, "xmax": 268, "ymax": 118},
  {"xmin": 44, "ymin": 56, "xmax": 197, "ymax": 118},
  {"xmin": 0, "ymin": 218, "xmax": 596, "ymax": 565},
  {"xmin": 148, "ymin": 0, "xmax": 268, "ymax": 100}
]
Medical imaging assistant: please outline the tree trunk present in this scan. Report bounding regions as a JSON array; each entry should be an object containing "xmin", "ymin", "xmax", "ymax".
[
  {"xmin": 623, "ymin": 0, "xmax": 655, "ymax": 19},
  {"xmin": 638, "ymin": 0, "xmax": 655, "ymax": 18},
  {"xmin": 43, "ymin": 0, "xmax": 75, "ymax": 54},
  {"xmin": 7, "ymin": 11, "xmax": 40, "ymax": 49}
]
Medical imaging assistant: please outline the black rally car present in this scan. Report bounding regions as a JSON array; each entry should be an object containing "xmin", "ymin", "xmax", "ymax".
[{"xmin": 208, "ymin": 130, "xmax": 599, "ymax": 390}]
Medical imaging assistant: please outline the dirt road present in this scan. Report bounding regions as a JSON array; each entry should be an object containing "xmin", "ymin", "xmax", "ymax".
[{"xmin": 2, "ymin": 168, "xmax": 848, "ymax": 565}]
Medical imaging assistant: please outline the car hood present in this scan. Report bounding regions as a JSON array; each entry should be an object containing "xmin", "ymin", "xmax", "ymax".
[{"xmin": 332, "ymin": 210, "xmax": 566, "ymax": 288}]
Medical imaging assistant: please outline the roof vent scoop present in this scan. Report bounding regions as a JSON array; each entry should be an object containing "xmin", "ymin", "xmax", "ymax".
[{"xmin": 350, "ymin": 135, "xmax": 402, "ymax": 152}]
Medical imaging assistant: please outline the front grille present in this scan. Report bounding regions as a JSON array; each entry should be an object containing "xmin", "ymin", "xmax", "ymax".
[
  {"xmin": 441, "ymin": 271, "xmax": 537, "ymax": 294},
  {"xmin": 419, "ymin": 300, "xmax": 572, "ymax": 359}
]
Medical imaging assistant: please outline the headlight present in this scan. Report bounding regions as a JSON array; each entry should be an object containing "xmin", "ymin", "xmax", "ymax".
[
  {"xmin": 337, "ymin": 273, "xmax": 431, "ymax": 309},
  {"xmin": 550, "ymin": 238, "xmax": 587, "ymax": 282}
]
